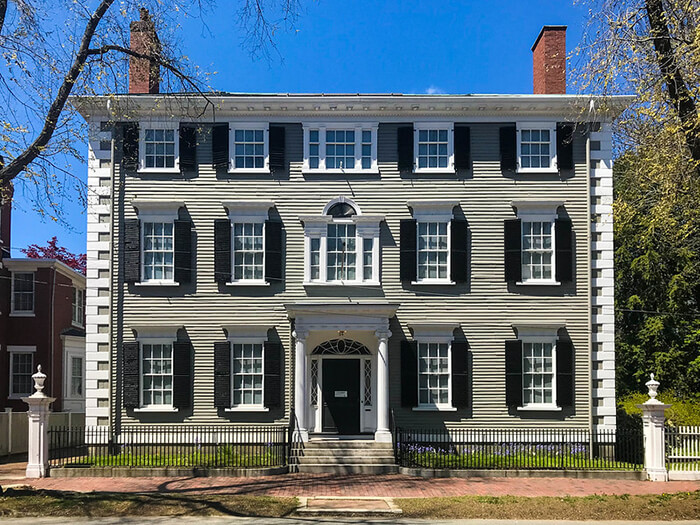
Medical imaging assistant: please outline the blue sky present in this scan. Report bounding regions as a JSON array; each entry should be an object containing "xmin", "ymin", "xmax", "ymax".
[{"xmin": 10, "ymin": 0, "xmax": 586, "ymax": 256}]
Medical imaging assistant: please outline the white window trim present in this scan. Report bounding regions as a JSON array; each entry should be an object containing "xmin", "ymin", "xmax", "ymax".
[
  {"xmin": 137, "ymin": 209, "xmax": 179, "ymax": 287},
  {"xmin": 223, "ymin": 201, "xmax": 273, "ymax": 286},
  {"xmin": 517, "ymin": 211, "xmax": 559, "ymax": 286},
  {"xmin": 413, "ymin": 122, "xmax": 455, "ymax": 174},
  {"xmin": 518, "ymin": 335, "xmax": 560, "ymax": 411},
  {"xmin": 228, "ymin": 122, "xmax": 270, "ymax": 174},
  {"xmin": 135, "ymin": 336, "xmax": 178, "ymax": 412},
  {"xmin": 414, "ymin": 337, "xmax": 455, "ymax": 411},
  {"xmin": 64, "ymin": 350, "xmax": 85, "ymax": 401},
  {"xmin": 409, "ymin": 200, "xmax": 458, "ymax": 285},
  {"xmin": 138, "ymin": 122, "xmax": 180, "ymax": 174},
  {"xmin": 10, "ymin": 271, "xmax": 35, "ymax": 316},
  {"xmin": 8, "ymin": 346, "xmax": 36, "ymax": 399},
  {"xmin": 302, "ymin": 123, "xmax": 379, "ymax": 174},
  {"xmin": 516, "ymin": 122, "xmax": 558, "ymax": 174},
  {"xmin": 224, "ymin": 333, "xmax": 269, "ymax": 412},
  {"xmin": 72, "ymin": 287, "xmax": 85, "ymax": 328}
]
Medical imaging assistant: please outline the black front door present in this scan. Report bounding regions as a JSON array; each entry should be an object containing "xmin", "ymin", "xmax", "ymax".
[{"xmin": 322, "ymin": 359, "xmax": 360, "ymax": 434}]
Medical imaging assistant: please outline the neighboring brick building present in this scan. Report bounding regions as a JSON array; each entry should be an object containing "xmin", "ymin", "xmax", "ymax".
[{"xmin": 0, "ymin": 194, "xmax": 86, "ymax": 412}]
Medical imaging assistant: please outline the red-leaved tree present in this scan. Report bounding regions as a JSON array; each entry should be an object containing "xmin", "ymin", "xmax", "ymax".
[{"xmin": 21, "ymin": 237, "xmax": 87, "ymax": 275}]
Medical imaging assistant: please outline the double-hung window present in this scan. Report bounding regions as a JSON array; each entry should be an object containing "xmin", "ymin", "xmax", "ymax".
[
  {"xmin": 414, "ymin": 123, "xmax": 454, "ymax": 173},
  {"xmin": 303, "ymin": 124, "xmax": 378, "ymax": 173},
  {"xmin": 417, "ymin": 222, "xmax": 449, "ymax": 281},
  {"xmin": 11, "ymin": 272, "xmax": 34, "ymax": 314},
  {"xmin": 9, "ymin": 347, "xmax": 35, "ymax": 397},
  {"xmin": 142, "ymin": 222, "xmax": 174, "ymax": 282},
  {"xmin": 522, "ymin": 220, "xmax": 553, "ymax": 282},
  {"xmin": 72, "ymin": 287, "xmax": 84, "ymax": 327},
  {"xmin": 70, "ymin": 356, "xmax": 84, "ymax": 397},
  {"xmin": 516, "ymin": 123, "xmax": 557, "ymax": 173},
  {"xmin": 229, "ymin": 124, "xmax": 269, "ymax": 172},
  {"xmin": 232, "ymin": 342, "xmax": 264, "ymax": 407},
  {"xmin": 223, "ymin": 201, "xmax": 274, "ymax": 285},
  {"xmin": 139, "ymin": 124, "xmax": 179, "ymax": 172},
  {"xmin": 522, "ymin": 340, "xmax": 555, "ymax": 407},
  {"xmin": 141, "ymin": 341, "xmax": 173, "ymax": 407},
  {"xmin": 418, "ymin": 342, "xmax": 450, "ymax": 407}
]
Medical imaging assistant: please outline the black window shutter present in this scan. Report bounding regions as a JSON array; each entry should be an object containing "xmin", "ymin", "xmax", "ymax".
[
  {"xmin": 172, "ymin": 341, "xmax": 192, "ymax": 409},
  {"xmin": 399, "ymin": 219, "xmax": 417, "ymax": 282},
  {"xmin": 264, "ymin": 341, "xmax": 282, "ymax": 408},
  {"xmin": 555, "ymin": 218, "xmax": 573, "ymax": 283},
  {"xmin": 556, "ymin": 124, "xmax": 574, "ymax": 171},
  {"xmin": 122, "ymin": 123, "xmax": 139, "ymax": 171},
  {"xmin": 269, "ymin": 126, "xmax": 286, "ymax": 172},
  {"xmin": 211, "ymin": 124, "xmax": 229, "ymax": 170},
  {"xmin": 174, "ymin": 219, "xmax": 192, "ymax": 284},
  {"xmin": 122, "ymin": 341, "xmax": 140, "ymax": 409},
  {"xmin": 504, "ymin": 219, "xmax": 522, "ymax": 282},
  {"xmin": 397, "ymin": 126, "xmax": 414, "ymax": 172},
  {"xmin": 454, "ymin": 126, "xmax": 471, "ymax": 170},
  {"xmin": 214, "ymin": 341, "xmax": 231, "ymax": 408},
  {"xmin": 451, "ymin": 341, "xmax": 470, "ymax": 409},
  {"xmin": 265, "ymin": 220, "xmax": 283, "ymax": 283},
  {"xmin": 214, "ymin": 219, "xmax": 231, "ymax": 283},
  {"xmin": 401, "ymin": 340, "xmax": 418, "ymax": 407},
  {"xmin": 499, "ymin": 125, "xmax": 517, "ymax": 172},
  {"xmin": 505, "ymin": 339, "xmax": 523, "ymax": 408},
  {"xmin": 556, "ymin": 339, "xmax": 574, "ymax": 408},
  {"xmin": 179, "ymin": 125, "xmax": 197, "ymax": 171},
  {"xmin": 123, "ymin": 219, "xmax": 141, "ymax": 283},
  {"xmin": 450, "ymin": 219, "xmax": 468, "ymax": 284}
]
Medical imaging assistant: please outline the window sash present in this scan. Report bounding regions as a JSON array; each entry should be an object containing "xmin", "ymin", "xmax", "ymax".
[
  {"xmin": 142, "ymin": 222, "xmax": 175, "ymax": 282},
  {"xmin": 417, "ymin": 342, "xmax": 451, "ymax": 407},
  {"xmin": 304, "ymin": 126, "xmax": 377, "ymax": 172},
  {"xmin": 11, "ymin": 353, "xmax": 34, "ymax": 396},
  {"xmin": 141, "ymin": 127, "xmax": 178, "ymax": 170},
  {"xmin": 141, "ymin": 343, "xmax": 173, "ymax": 407},
  {"xmin": 232, "ymin": 222, "xmax": 265, "ymax": 281},
  {"xmin": 522, "ymin": 341, "xmax": 556, "ymax": 406},
  {"xmin": 230, "ymin": 125, "xmax": 270, "ymax": 172},
  {"xmin": 231, "ymin": 343, "xmax": 264, "ymax": 406},
  {"xmin": 416, "ymin": 222, "xmax": 450, "ymax": 281},
  {"xmin": 521, "ymin": 220, "xmax": 554, "ymax": 281},
  {"xmin": 516, "ymin": 124, "xmax": 557, "ymax": 172},
  {"xmin": 326, "ymin": 223, "xmax": 357, "ymax": 281},
  {"xmin": 12, "ymin": 272, "xmax": 34, "ymax": 312},
  {"xmin": 72, "ymin": 288, "xmax": 84, "ymax": 325},
  {"xmin": 70, "ymin": 356, "xmax": 83, "ymax": 397}
]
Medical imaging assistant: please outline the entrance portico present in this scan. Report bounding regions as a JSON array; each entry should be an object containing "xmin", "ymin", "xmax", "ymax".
[{"xmin": 286, "ymin": 302, "xmax": 398, "ymax": 442}]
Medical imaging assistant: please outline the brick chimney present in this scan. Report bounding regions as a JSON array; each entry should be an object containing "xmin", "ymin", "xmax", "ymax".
[
  {"xmin": 129, "ymin": 8, "xmax": 160, "ymax": 94},
  {"xmin": 531, "ymin": 25, "xmax": 567, "ymax": 94}
]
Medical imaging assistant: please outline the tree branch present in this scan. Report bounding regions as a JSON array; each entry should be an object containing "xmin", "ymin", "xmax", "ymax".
[{"xmin": 0, "ymin": 0, "xmax": 7, "ymax": 36}]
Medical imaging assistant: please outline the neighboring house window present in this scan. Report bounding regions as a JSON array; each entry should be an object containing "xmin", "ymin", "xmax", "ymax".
[
  {"xmin": 233, "ymin": 223, "xmax": 264, "ymax": 281},
  {"xmin": 72, "ymin": 288, "xmax": 84, "ymax": 326},
  {"xmin": 414, "ymin": 123, "xmax": 454, "ymax": 173},
  {"xmin": 10, "ymin": 352, "xmax": 33, "ymax": 397},
  {"xmin": 140, "ymin": 126, "xmax": 179, "ymax": 171},
  {"xmin": 517, "ymin": 123, "xmax": 557, "ymax": 172},
  {"xmin": 11, "ymin": 272, "xmax": 34, "ymax": 313},
  {"xmin": 142, "ymin": 222, "xmax": 174, "ymax": 282},
  {"xmin": 522, "ymin": 340, "xmax": 555, "ymax": 406},
  {"xmin": 417, "ymin": 222, "xmax": 449, "ymax": 281},
  {"xmin": 303, "ymin": 197, "xmax": 381, "ymax": 285},
  {"xmin": 141, "ymin": 342, "xmax": 173, "ymax": 407},
  {"xmin": 303, "ymin": 124, "xmax": 378, "ymax": 173},
  {"xmin": 418, "ymin": 342, "xmax": 450, "ymax": 407},
  {"xmin": 70, "ymin": 356, "xmax": 84, "ymax": 397},
  {"xmin": 232, "ymin": 342, "xmax": 264, "ymax": 406},
  {"xmin": 229, "ymin": 124, "xmax": 269, "ymax": 172},
  {"xmin": 522, "ymin": 221, "xmax": 553, "ymax": 281}
]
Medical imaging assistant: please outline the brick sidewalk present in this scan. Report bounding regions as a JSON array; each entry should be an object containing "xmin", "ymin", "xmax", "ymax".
[{"xmin": 1, "ymin": 470, "xmax": 699, "ymax": 498}]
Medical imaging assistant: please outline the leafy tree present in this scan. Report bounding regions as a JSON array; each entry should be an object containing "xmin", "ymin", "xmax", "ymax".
[{"xmin": 21, "ymin": 236, "xmax": 87, "ymax": 275}]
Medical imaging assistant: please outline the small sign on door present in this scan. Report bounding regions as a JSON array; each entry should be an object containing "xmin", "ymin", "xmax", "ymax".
[{"xmin": 334, "ymin": 390, "xmax": 348, "ymax": 398}]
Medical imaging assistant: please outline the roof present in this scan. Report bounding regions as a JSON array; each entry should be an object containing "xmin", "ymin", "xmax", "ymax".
[{"xmin": 2, "ymin": 258, "xmax": 86, "ymax": 287}]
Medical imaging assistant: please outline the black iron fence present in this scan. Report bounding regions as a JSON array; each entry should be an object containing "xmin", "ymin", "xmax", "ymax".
[
  {"xmin": 394, "ymin": 427, "xmax": 644, "ymax": 471},
  {"xmin": 49, "ymin": 425, "xmax": 288, "ymax": 468}
]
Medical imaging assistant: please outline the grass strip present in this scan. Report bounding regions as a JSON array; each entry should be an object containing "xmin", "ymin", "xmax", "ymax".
[{"xmin": 399, "ymin": 491, "xmax": 700, "ymax": 521}]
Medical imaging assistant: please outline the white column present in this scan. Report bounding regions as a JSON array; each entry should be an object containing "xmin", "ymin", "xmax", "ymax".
[
  {"xmin": 22, "ymin": 366, "xmax": 56, "ymax": 478},
  {"xmin": 375, "ymin": 329, "xmax": 392, "ymax": 442},
  {"xmin": 292, "ymin": 329, "xmax": 309, "ymax": 442},
  {"xmin": 637, "ymin": 374, "xmax": 670, "ymax": 482}
]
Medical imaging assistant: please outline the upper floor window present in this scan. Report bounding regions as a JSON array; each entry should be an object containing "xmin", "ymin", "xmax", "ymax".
[
  {"xmin": 9, "ymin": 349, "xmax": 34, "ymax": 397},
  {"xmin": 72, "ymin": 287, "xmax": 85, "ymax": 327},
  {"xmin": 418, "ymin": 222, "xmax": 449, "ymax": 281},
  {"xmin": 11, "ymin": 272, "xmax": 34, "ymax": 314},
  {"xmin": 303, "ymin": 124, "xmax": 378, "ymax": 173},
  {"xmin": 143, "ymin": 222, "xmax": 174, "ymax": 282},
  {"xmin": 139, "ymin": 125, "xmax": 180, "ymax": 172},
  {"xmin": 516, "ymin": 123, "xmax": 557, "ymax": 173},
  {"xmin": 414, "ymin": 123, "xmax": 454, "ymax": 173},
  {"xmin": 229, "ymin": 124, "xmax": 269, "ymax": 172},
  {"xmin": 233, "ymin": 223, "xmax": 264, "ymax": 281},
  {"xmin": 522, "ymin": 221, "xmax": 553, "ymax": 282}
]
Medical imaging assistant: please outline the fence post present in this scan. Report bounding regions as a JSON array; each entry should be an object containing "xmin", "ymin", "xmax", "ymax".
[
  {"xmin": 637, "ymin": 374, "xmax": 670, "ymax": 482},
  {"xmin": 22, "ymin": 365, "xmax": 56, "ymax": 478},
  {"xmin": 5, "ymin": 408, "xmax": 12, "ymax": 456}
]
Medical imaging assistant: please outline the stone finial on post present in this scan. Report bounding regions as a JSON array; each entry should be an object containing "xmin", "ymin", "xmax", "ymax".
[
  {"xmin": 637, "ymin": 374, "xmax": 671, "ymax": 482},
  {"xmin": 22, "ymin": 365, "xmax": 56, "ymax": 478}
]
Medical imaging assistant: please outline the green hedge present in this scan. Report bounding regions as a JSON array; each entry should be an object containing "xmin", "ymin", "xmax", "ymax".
[{"xmin": 617, "ymin": 393, "xmax": 700, "ymax": 427}]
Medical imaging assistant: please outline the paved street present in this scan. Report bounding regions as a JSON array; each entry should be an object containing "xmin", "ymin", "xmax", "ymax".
[{"xmin": 1, "ymin": 519, "xmax": 699, "ymax": 525}]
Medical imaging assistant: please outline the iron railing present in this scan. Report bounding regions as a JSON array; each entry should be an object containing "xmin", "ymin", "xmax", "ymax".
[
  {"xmin": 666, "ymin": 425, "xmax": 700, "ymax": 471},
  {"xmin": 49, "ymin": 425, "xmax": 288, "ymax": 468},
  {"xmin": 394, "ymin": 427, "xmax": 644, "ymax": 471}
]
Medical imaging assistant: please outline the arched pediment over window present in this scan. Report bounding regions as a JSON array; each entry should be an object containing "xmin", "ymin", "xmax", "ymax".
[
  {"xmin": 322, "ymin": 196, "xmax": 361, "ymax": 217},
  {"xmin": 312, "ymin": 339, "xmax": 371, "ymax": 355}
]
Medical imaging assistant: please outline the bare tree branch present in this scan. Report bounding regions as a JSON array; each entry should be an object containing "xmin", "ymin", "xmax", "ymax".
[{"xmin": 0, "ymin": 0, "xmax": 7, "ymax": 35}]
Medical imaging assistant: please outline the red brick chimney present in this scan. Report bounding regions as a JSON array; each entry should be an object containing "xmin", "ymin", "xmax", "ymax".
[
  {"xmin": 129, "ymin": 8, "xmax": 160, "ymax": 94},
  {"xmin": 531, "ymin": 25, "xmax": 567, "ymax": 94}
]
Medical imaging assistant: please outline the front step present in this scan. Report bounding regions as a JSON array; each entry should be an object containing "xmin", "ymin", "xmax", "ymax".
[
  {"xmin": 295, "ymin": 464, "xmax": 399, "ymax": 474},
  {"xmin": 291, "ymin": 439, "xmax": 397, "ymax": 474},
  {"xmin": 297, "ymin": 455, "xmax": 396, "ymax": 465}
]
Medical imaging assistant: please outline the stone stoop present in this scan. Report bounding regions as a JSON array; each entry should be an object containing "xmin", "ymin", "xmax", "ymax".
[
  {"xmin": 296, "ymin": 496, "xmax": 402, "ymax": 517},
  {"xmin": 291, "ymin": 439, "xmax": 398, "ymax": 474}
]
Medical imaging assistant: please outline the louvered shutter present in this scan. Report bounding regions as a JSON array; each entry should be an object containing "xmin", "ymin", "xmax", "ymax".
[
  {"xmin": 214, "ymin": 341, "xmax": 231, "ymax": 408},
  {"xmin": 397, "ymin": 126, "xmax": 414, "ymax": 172},
  {"xmin": 454, "ymin": 126, "xmax": 471, "ymax": 170},
  {"xmin": 505, "ymin": 339, "xmax": 523, "ymax": 408},
  {"xmin": 555, "ymin": 218, "xmax": 573, "ymax": 283},
  {"xmin": 504, "ymin": 219, "xmax": 522, "ymax": 282},
  {"xmin": 214, "ymin": 219, "xmax": 231, "ymax": 283},
  {"xmin": 211, "ymin": 124, "xmax": 229, "ymax": 170},
  {"xmin": 174, "ymin": 219, "xmax": 192, "ymax": 284},
  {"xmin": 450, "ymin": 219, "xmax": 468, "ymax": 284},
  {"xmin": 451, "ymin": 341, "xmax": 470, "ymax": 409},
  {"xmin": 401, "ymin": 340, "xmax": 418, "ymax": 407},
  {"xmin": 499, "ymin": 125, "xmax": 517, "ymax": 172},
  {"xmin": 122, "ymin": 342, "xmax": 140, "ymax": 409},
  {"xmin": 172, "ymin": 341, "xmax": 192, "ymax": 409},
  {"xmin": 122, "ymin": 123, "xmax": 139, "ymax": 171},
  {"xmin": 556, "ymin": 124, "xmax": 574, "ymax": 171},
  {"xmin": 265, "ymin": 220, "xmax": 283, "ymax": 284},
  {"xmin": 269, "ymin": 126, "xmax": 286, "ymax": 172},
  {"xmin": 399, "ymin": 219, "xmax": 417, "ymax": 282},
  {"xmin": 123, "ymin": 219, "xmax": 141, "ymax": 283},
  {"xmin": 179, "ymin": 125, "xmax": 197, "ymax": 171},
  {"xmin": 264, "ymin": 341, "xmax": 282, "ymax": 408},
  {"xmin": 556, "ymin": 339, "xmax": 574, "ymax": 408}
]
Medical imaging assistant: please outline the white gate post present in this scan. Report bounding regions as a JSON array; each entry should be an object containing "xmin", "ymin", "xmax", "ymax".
[
  {"xmin": 22, "ymin": 365, "xmax": 56, "ymax": 478},
  {"xmin": 637, "ymin": 374, "xmax": 670, "ymax": 482}
]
